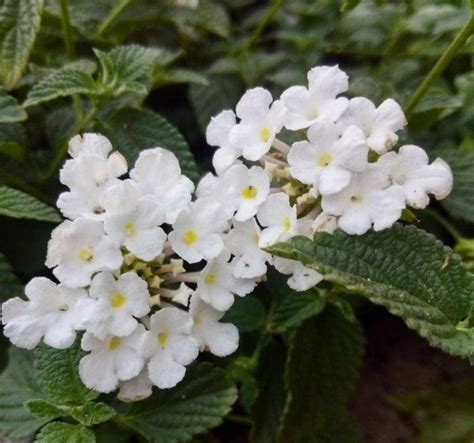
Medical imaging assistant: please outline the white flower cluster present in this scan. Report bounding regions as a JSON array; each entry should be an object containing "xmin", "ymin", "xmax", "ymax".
[{"xmin": 1, "ymin": 65, "xmax": 454, "ymax": 401}]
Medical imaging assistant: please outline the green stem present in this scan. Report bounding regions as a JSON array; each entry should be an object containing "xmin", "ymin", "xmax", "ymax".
[
  {"xmin": 96, "ymin": 0, "xmax": 131, "ymax": 37},
  {"xmin": 405, "ymin": 10, "xmax": 474, "ymax": 115},
  {"xmin": 58, "ymin": 0, "xmax": 75, "ymax": 59},
  {"xmin": 425, "ymin": 208, "xmax": 462, "ymax": 242}
]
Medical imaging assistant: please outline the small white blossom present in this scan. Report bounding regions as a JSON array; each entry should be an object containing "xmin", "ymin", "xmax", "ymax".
[
  {"xmin": 2, "ymin": 277, "xmax": 85, "ymax": 350},
  {"xmin": 257, "ymin": 193, "xmax": 297, "ymax": 247},
  {"xmin": 229, "ymin": 87, "xmax": 287, "ymax": 161},
  {"xmin": 273, "ymin": 257, "xmax": 323, "ymax": 291},
  {"xmin": 79, "ymin": 325, "xmax": 147, "ymax": 393},
  {"xmin": 206, "ymin": 110, "xmax": 241, "ymax": 174},
  {"xmin": 280, "ymin": 65, "xmax": 349, "ymax": 130},
  {"xmin": 189, "ymin": 294, "xmax": 238, "ymax": 356},
  {"xmin": 288, "ymin": 121, "xmax": 368, "ymax": 195},
  {"xmin": 118, "ymin": 367, "xmax": 153, "ymax": 403},
  {"xmin": 169, "ymin": 197, "xmax": 228, "ymax": 264},
  {"xmin": 79, "ymin": 272, "xmax": 150, "ymax": 340},
  {"xmin": 130, "ymin": 148, "xmax": 194, "ymax": 224},
  {"xmin": 378, "ymin": 145, "xmax": 453, "ymax": 209},
  {"xmin": 226, "ymin": 219, "xmax": 272, "ymax": 278},
  {"xmin": 141, "ymin": 307, "xmax": 199, "ymax": 389},
  {"xmin": 102, "ymin": 180, "xmax": 167, "ymax": 261},
  {"xmin": 195, "ymin": 251, "xmax": 256, "ymax": 311},
  {"xmin": 68, "ymin": 133, "xmax": 113, "ymax": 158},
  {"xmin": 322, "ymin": 165, "xmax": 406, "ymax": 235},
  {"xmin": 312, "ymin": 212, "xmax": 338, "ymax": 234},
  {"xmin": 46, "ymin": 218, "xmax": 122, "ymax": 287},
  {"xmin": 339, "ymin": 97, "xmax": 407, "ymax": 154}
]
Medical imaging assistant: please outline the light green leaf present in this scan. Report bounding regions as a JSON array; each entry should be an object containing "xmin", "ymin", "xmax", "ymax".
[
  {"xmin": 268, "ymin": 224, "xmax": 474, "ymax": 361},
  {"xmin": 0, "ymin": 186, "xmax": 61, "ymax": 222},
  {"xmin": 24, "ymin": 68, "xmax": 97, "ymax": 107},
  {"xmin": 278, "ymin": 307, "xmax": 364, "ymax": 442},
  {"xmin": 0, "ymin": 0, "xmax": 44, "ymax": 90},
  {"xmin": 223, "ymin": 296, "xmax": 266, "ymax": 333},
  {"xmin": 0, "ymin": 87, "xmax": 27, "ymax": 122},
  {"xmin": 34, "ymin": 341, "xmax": 98, "ymax": 404},
  {"xmin": 0, "ymin": 347, "xmax": 50, "ymax": 438},
  {"xmin": 117, "ymin": 363, "xmax": 237, "ymax": 443},
  {"xmin": 24, "ymin": 399, "xmax": 63, "ymax": 419},
  {"xmin": 35, "ymin": 422, "xmax": 96, "ymax": 443},
  {"xmin": 153, "ymin": 68, "xmax": 208, "ymax": 87},
  {"xmin": 99, "ymin": 108, "xmax": 199, "ymax": 182},
  {"xmin": 341, "ymin": 0, "xmax": 361, "ymax": 12},
  {"xmin": 0, "ymin": 252, "xmax": 23, "ymax": 300},
  {"xmin": 69, "ymin": 402, "xmax": 116, "ymax": 426}
]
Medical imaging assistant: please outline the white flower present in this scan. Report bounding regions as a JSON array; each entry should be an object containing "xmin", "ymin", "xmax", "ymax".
[
  {"xmin": 206, "ymin": 110, "xmax": 241, "ymax": 174},
  {"xmin": 312, "ymin": 212, "xmax": 338, "ymax": 234},
  {"xmin": 288, "ymin": 121, "xmax": 368, "ymax": 195},
  {"xmin": 280, "ymin": 65, "xmax": 349, "ymax": 130},
  {"xmin": 1, "ymin": 277, "xmax": 85, "ymax": 350},
  {"xmin": 226, "ymin": 219, "xmax": 272, "ymax": 278},
  {"xmin": 195, "ymin": 173, "xmax": 236, "ymax": 220},
  {"xmin": 339, "ymin": 97, "xmax": 407, "ymax": 154},
  {"xmin": 130, "ymin": 148, "xmax": 194, "ymax": 224},
  {"xmin": 189, "ymin": 294, "xmax": 238, "ymax": 356},
  {"xmin": 46, "ymin": 218, "xmax": 122, "ymax": 287},
  {"xmin": 229, "ymin": 87, "xmax": 287, "ymax": 161},
  {"xmin": 169, "ymin": 197, "xmax": 228, "ymax": 264},
  {"xmin": 118, "ymin": 367, "xmax": 153, "ymax": 402},
  {"xmin": 79, "ymin": 325, "xmax": 147, "ymax": 393},
  {"xmin": 322, "ymin": 165, "xmax": 406, "ymax": 235},
  {"xmin": 273, "ymin": 257, "xmax": 323, "ymax": 291},
  {"xmin": 79, "ymin": 271, "xmax": 150, "ymax": 340},
  {"xmin": 222, "ymin": 164, "xmax": 270, "ymax": 221},
  {"xmin": 257, "ymin": 193, "xmax": 297, "ymax": 247},
  {"xmin": 195, "ymin": 251, "xmax": 256, "ymax": 311},
  {"xmin": 68, "ymin": 133, "xmax": 113, "ymax": 158},
  {"xmin": 377, "ymin": 145, "xmax": 453, "ymax": 209},
  {"xmin": 102, "ymin": 180, "xmax": 167, "ymax": 261},
  {"xmin": 141, "ymin": 307, "xmax": 199, "ymax": 389}
]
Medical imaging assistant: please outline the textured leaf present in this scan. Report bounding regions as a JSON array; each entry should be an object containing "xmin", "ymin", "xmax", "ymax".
[
  {"xmin": 268, "ymin": 224, "xmax": 474, "ymax": 360},
  {"xmin": 0, "ymin": 347, "xmax": 50, "ymax": 438},
  {"xmin": 24, "ymin": 399, "xmax": 63, "ymax": 419},
  {"xmin": 0, "ymin": 0, "xmax": 44, "ymax": 89},
  {"xmin": 271, "ymin": 289, "xmax": 326, "ymax": 332},
  {"xmin": 34, "ymin": 341, "xmax": 98, "ymax": 404},
  {"xmin": 431, "ymin": 148, "xmax": 474, "ymax": 223},
  {"xmin": 117, "ymin": 363, "xmax": 237, "ymax": 443},
  {"xmin": 24, "ymin": 68, "xmax": 97, "ymax": 107},
  {"xmin": 0, "ymin": 186, "xmax": 61, "ymax": 222},
  {"xmin": 223, "ymin": 296, "xmax": 266, "ymax": 333},
  {"xmin": 36, "ymin": 422, "xmax": 96, "ymax": 443},
  {"xmin": 153, "ymin": 68, "xmax": 208, "ymax": 87},
  {"xmin": 99, "ymin": 108, "xmax": 199, "ymax": 182},
  {"xmin": 0, "ymin": 87, "xmax": 26, "ymax": 122},
  {"xmin": 69, "ymin": 402, "xmax": 116, "ymax": 426},
  {"xmin": 0, "ymin": 252, "xmax": 23, "ymax": 300},
  {"xmin": 278, "ymin": 307, "xmax": 364, "ymax": 442}
]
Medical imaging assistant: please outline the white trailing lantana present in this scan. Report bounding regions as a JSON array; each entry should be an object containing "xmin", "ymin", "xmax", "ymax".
[{"xmin": 1, "ymin": 64, "xmax": 454, "ymax": 402}]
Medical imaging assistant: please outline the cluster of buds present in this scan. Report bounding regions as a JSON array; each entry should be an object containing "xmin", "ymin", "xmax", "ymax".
[{"xmin": 1, "ymin": 65, "xmax": 453, "ymax": 401}]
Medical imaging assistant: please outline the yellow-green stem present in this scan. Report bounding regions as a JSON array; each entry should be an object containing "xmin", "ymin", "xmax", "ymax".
[{"xmin": 96, "ymin": 0, "xmax": 131, "ymax": 37}]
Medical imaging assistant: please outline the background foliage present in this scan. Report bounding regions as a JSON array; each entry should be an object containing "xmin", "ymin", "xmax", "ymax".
[{"xmin": 0, "ymin": 0, "xmax": 473, "ymax": 441}]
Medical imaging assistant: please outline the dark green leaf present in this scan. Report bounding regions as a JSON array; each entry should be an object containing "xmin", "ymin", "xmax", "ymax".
[
  {"xmin": 223, "ymin": 296, "xmax": 266, "ymax": 333},
  {"xmin": 0, "ymin": 252, "xmax": 23, "ymax": 300},
  {"xmin": 35, "ymin": 422, "xmax": 96, "ymax": 443},
  {"xmin": 69, "ymin": 402, "xmax": 116, "ymax": 426},
  {"xmin": 0, "ymin": 87, "xmax": 27, "ymax": 122}
]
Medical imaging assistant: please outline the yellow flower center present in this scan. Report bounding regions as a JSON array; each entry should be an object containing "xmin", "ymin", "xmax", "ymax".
[
  {"xmin": 124, "ymin": 222, "xmax": 137, "ymax": 237},
  {"xmin": 110, "ymin": 292, "xmax": 126, "ymax": 309},
  {"xmin": 78, "ymin": 248, "xmax": 94, "ymax": 263},
  {"xmin": 259, "ymin": 127, "xmax": 271, "ymax": 143},
  {"xmin": 282, "ymin": 217, "xmax": 291, "ymax": 231},
  {"xmin": 317, "ymin": 153, "xmax": 332, "ymax": 167},
  {"xmin": 306, "ymin": 108, "xmax": 319, "ymax": 120},
  {"xmin": 205, "ymin": 273, "xmax": 217, "ymax": 285},
  {"xmin": 158, "ymin": 331, "xmax": 168, "ymax": 346},
  {"xmin": 194, "ymin": 314, "xmax": 203, "ymax": 326},
  {"xmin": 183, "ymin": 230, "xmax": 197, "ymax": 246},
  {"xmin": 350, "ymin": 195, "xmax": 364, "ymax": 203},
  {"xmin": 242, "ymin": 185, "xmax": 258, "ymax": 200},
  {"xmin": 254, "ymin": 233, "xmax": 260, "ymax": 245},
  {"xmin": 107, "ymin": 337, "xmax": 121, "ymax": 351}
]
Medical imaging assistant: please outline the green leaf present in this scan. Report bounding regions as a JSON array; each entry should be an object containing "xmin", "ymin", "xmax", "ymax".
[
  {"xmin": 278, "ymin": 307, "xmax": 364, "ymax": 442},
  {"xmin": 222, "ymin": 296, "xmax": 266, "ymax": 333},
  {"xmin": 24, "ymin": 399, "xmax": 63, "ymax": 419},
  {"xmin": 99, "ymin": 108, "xmax": 199, "ymax": 182},
  {"xmin": 117, "ymin": 363, "xmax": 237, "ymax": 443},
  {"xmin": 0, "ymin": 87, "xmax": 27, "ymax": 122},
  {"xmin": 69, "ymin": 402, "xmax": 116, "ymax": 426},
  {"xmin": 0, "ymin": 186, "xmax": 61, "ymax": 222},
  {"xmin": 34, "ymin": 341, "xmax": 98, "ymax": 404},
  {"xmin": 0, "ymin": 347, "xmax": 50, "ymax": 438},
  {"xmin": 24, "ymin": 68, "xmax": 97, "ymax": 107},
  {"xmin": 0, "ymin": 252, "xmax": 23, "ymax": 300},
  {"xmin": 271, "ymin": 289, "xmax": 326, "ymax": 332},
  {"xmin": 153, "ymin": 68, "xmax": 208, "ymax": 87},
  {"xmin": 36, "ymin": 422, "xmax": 96, "ymax": 443},
  {"xmin": 341, "ymin": 0, "xmax": 361, "ymax": 12},
  {"xmin": 431, "ymin": 148, "xmax": 474, "ymax": 223},
  {"xmin": 268, "ymin": 224, "xmax": 474, "ymax": 361},
  {"xmin": 0, "ymin": 0, "xmax": 44, "ymax": 90}
]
